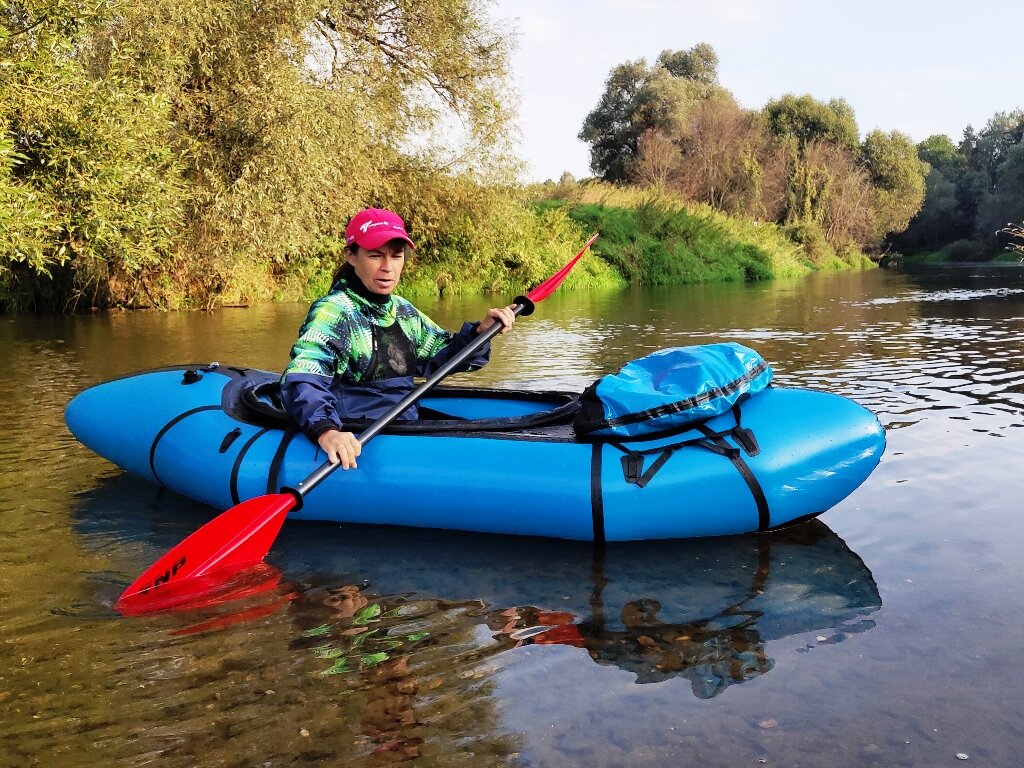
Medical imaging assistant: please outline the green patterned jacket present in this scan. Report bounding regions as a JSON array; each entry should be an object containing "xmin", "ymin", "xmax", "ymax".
[{"xmin": 281, "ymin": 277, "xmax": 488, "ymax": 439}]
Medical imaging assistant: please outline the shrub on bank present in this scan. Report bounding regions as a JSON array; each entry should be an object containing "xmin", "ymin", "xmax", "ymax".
[
  {"xmin": 542, "ymin": 198, "xmax": 854, "ymax": 287},
  {"xmin": 275, "ymin": 194, "xmax": 625, "ymax": 303}
]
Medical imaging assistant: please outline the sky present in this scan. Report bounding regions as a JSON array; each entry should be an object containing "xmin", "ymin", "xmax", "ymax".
[{"xmin": 490, "ymin": 0, "xmax": 1023, "ymax": 182}]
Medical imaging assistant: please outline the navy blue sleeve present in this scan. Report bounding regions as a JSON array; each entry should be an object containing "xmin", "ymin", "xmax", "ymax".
[{"xmin": 281, "ymin": 372, "xmax": 343, "ymax": 441}]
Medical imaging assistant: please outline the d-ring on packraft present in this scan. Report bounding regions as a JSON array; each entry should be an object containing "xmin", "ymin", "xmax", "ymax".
[{"xmin": 64, "ymin": 231, "xmax": 884, "ymax": 608}]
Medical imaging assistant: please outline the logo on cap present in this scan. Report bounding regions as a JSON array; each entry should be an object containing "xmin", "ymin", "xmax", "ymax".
[{"xmin": 345, "ymin": 208, "xmax": 415, "ymax": 249}]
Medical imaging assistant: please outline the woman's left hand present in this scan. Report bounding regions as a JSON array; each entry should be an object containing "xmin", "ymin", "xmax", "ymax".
[{"xmin": 477, "ymin": 305, "xmax": 516, "ymax": 335}]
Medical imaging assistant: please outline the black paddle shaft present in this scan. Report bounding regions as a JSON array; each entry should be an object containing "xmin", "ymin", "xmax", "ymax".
[{"xmin": 283, "ymin": 295, "xmax": 535, "ymax": 504}]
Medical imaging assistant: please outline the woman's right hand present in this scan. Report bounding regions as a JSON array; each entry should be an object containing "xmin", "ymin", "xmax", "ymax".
[{"xmin": 318, "ymin": 429, "xmax": 362, "ymax": 469}]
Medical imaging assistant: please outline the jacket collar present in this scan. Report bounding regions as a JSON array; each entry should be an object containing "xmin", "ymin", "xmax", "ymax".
[{"xmin": 334, "ymin": 275, "xmax": 395, "ymax": 318}]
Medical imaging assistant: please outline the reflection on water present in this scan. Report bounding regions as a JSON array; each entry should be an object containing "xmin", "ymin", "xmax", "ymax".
[
  {"xmin": 4, "ymin": 266, "xmax": 1024, "ymax": 766},
  {"xmin": 860, "ymin": 287, "xmax": 1024, "ymax": 304},
  {"xmin": 57, "ymin": 471, "xmax": 884, "ymax": 763},
  {"xmin": 74, "ymin": 474, "xmax": 880, "ymax": 717}
]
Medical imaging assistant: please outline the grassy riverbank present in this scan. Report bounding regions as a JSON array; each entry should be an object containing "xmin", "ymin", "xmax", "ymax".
[
  {"xmin": 279, "ymin": 184, "xmax": 878, "ymax": 306},
  {"xmin": 2, "ymin": 177, "xmax": 879, "ymax": 312},
  {"xmin": 398, "ymin": 192, "xmax": 874, "ymax": 301}
]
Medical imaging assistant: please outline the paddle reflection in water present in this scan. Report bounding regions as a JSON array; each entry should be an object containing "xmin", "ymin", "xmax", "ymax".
[
  {"xmin": 115, "ymin": 562, "xmax": 299, "ymax": 636},
  {"xmin": 76, "ymin": 475, "xmax": 881, "ymax": 703},
  {"xmin": 68, "ymin": 476, "xmax": 882, "ymax": 763}
]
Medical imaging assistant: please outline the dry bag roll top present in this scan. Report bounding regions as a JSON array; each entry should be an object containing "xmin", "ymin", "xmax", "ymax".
[{"xmin": 574, "ymin": 343, "xmax": 773, "ymax": 439}]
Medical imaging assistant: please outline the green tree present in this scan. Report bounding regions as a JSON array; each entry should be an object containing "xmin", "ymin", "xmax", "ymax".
[
  {"xmin": 860, "ymin": 130, "xmax": 927, "ymax": 241},
  {"xmin": 974, "ymin": 141, "xmax": 1024, "ymax": 244},
  {"xmin": 896, "ymin": 167, "xmax": 964, "ymax": 250},
  {"xmin": 656, "ymin": 43, "xmax": 719, "ymax": 86},
  {"xmin": 896, "ymin": 135, "xmax": 969, "ymax": 251},
  {"xmin": 637, "ymin": 65, "xmax": 709, "ymax": 136},
  {"xmin": 901, "ymin": 113, "xmax": 1024, "ymax": 256},
  {"xmin": 579, "ymin": 43, "xmax": 722, "ymax": 181},
  {"xmin": 578, "ymin": 59, "xmax": 652, "ymax": 182},
  {"xmin": 917, "ymin": 134, "xmax": 966, "ymax": 178},
  {"xmin": 2, "ymin": 0, "xmax": 515, "ymax": 310},
  {"xmin": 972, "ymin": 109, "xmax": 1024, "ymax": 177},
  {"xmin": 969, "ymin": 112, "xmax": 1024, "ymax": 246},
  {"xmin": 762, "ymin": 94, "xmax": 866, "ymax": 246},
  {"xmin": 762, "ymin": 94, "xmax": 860, "ymax": 152}
]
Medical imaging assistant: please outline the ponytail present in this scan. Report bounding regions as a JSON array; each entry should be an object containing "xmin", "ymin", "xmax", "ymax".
[{"xmin": 330, "ymin": 245, "xmax": 358, "ymax": 286}]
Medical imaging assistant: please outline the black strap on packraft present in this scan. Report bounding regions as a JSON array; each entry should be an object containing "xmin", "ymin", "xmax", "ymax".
[
  {"xmin": 266, "ymin": 421, "xmax": 299, "ymax": 494},
  {"xmin": 608, "ymin": 402, "xmax": 771, "ymax": 531}
]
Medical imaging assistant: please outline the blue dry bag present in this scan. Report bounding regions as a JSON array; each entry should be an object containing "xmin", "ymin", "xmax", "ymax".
[{"xmin": 574, "ymin": 343, "xmax": 773, "ymax": 439}]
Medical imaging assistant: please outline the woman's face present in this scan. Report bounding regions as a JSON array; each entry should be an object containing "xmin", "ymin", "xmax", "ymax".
[{"xmin": 346, "ymin": 240, "xmax": 407, "ymax": 295}]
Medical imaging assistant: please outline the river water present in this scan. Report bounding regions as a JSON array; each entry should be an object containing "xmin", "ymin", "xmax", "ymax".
[{"xmin": 2, "ymin": 265, "xmax": 1023, "ymax": 767}]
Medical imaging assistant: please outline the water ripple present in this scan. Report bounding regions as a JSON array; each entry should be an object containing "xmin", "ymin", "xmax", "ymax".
[{"xmin": 4, "ymin": 270, "xmax": 1024, "ymax": 767}]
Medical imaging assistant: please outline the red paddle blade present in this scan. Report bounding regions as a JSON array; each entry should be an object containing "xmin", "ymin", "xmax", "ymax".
[
  {"xmin": 116, "ymin": 493, "xmax": 297, "ymax": 607},
  {"xmin": 116, "ymin": 561, "xmax": 287, "ymax": 616},
  {"xmin": 526, "ymin": 232, "xmax": 599, "ymax": 303}
]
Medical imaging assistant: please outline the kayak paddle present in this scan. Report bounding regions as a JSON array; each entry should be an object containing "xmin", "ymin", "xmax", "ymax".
[{"xmin": 117, "ymin": 232, "xmax": 600, "ymax": 611}]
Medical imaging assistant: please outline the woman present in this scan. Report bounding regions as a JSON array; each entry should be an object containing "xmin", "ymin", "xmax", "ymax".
[{"xmin": 281, "ymin": 208, "xmax": 515, "ymax": 470}]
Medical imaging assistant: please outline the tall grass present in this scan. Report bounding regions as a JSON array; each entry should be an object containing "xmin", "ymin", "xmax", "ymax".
[
  {"xmin": 546, "ymin": 197, "xmax": 810, "ymax": 286},
  {"xmin": 534, "ymin": 180, "xmax": 873, "ymax": 283}
]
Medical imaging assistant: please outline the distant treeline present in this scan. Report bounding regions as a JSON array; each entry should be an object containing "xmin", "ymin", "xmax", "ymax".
[
  {"xmin": 574, "ymin": 44, "xmax": 926, "ymax": 260},
  {"xmin": 574, "ymin": 43, "xmax": 1023, "ymax": 264},
  {"xmin": 3, "ymin": 12, "xmax": 1017, "ymax": 313},
  {"xmin": 893, "ymin": 118, "xmax": 1024, "ymax": 260}
]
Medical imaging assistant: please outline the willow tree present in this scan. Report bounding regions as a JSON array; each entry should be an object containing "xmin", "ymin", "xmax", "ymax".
[
  {"xmin": 1, "ymin": 0, "xmax": 188, "ymax": 310},
  {"xmin": 762, "ymin": 94, "xmax": 860, "ymax": 153},
  {"xmin": 1, "ymin": 0, "xmax": 514, "ymax": 310},
  {"xmin": 762, "ymin": 94, "xmax": 861, "ymax": 235},
  {"xmin": 577, "ymin": 58, "xmax": 651, "ymax": 183}
]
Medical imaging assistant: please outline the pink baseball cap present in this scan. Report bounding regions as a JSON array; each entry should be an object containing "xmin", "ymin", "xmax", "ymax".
[{"xmin": 344, "ymin": 208, "xmax": 416, "ymax": 251}]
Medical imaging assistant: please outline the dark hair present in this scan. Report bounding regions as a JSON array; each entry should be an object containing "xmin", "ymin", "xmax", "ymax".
[{"xmin": 330, "ymin": 244, "xmax": 359, "ymax": 286}]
